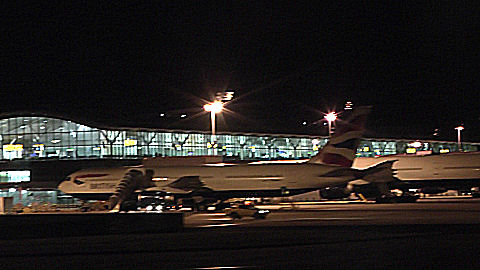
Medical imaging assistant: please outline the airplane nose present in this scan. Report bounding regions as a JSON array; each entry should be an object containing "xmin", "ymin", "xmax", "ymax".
[{"xmin": 57, "ymin": 181, "xmax": 67, "ymax": 191}]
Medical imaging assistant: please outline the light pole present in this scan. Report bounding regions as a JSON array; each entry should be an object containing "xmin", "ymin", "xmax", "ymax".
[
  {"xmin": 324, "ymin": 112, "xmax": 337, "ymax": 137},
  {"xmin": 204, "ymin": 101, "xmax": 223, "ymax": 146},
  {"xmin": 455, "ymin": 126, "xmax": 464, "ymax": 151}
]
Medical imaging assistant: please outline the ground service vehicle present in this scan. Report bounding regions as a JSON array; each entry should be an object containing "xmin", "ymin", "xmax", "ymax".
[{"xmin": 225, "ymin": 204, "xmax": 270, "ymax": 219}]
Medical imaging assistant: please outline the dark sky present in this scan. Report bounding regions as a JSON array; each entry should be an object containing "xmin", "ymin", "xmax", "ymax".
[{"xmin": 2, "ymin": 2, "xmax": 479, "ymax": 141}]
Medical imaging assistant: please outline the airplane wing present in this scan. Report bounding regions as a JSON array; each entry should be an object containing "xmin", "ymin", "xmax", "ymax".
[
  {"xmin": 144, "ymin": 186, "xmax": 191, "ymax": 194},
  {"xmin": 144, "ymin": 176, "xmax": 206, "ymax": 194},
  {"xmin": 167, "ymin": 176, "xmax": 205, "ymax": 191}
]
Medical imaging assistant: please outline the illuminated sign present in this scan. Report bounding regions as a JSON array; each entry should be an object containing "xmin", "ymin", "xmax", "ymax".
[
  {"xmin": 124, "ymin": 139, "xmax": 137, "ymax": 147},
  {"xmin": 3, "ymin": 144, "xmax": 23, "ymax": 152},
  {"xmin": 0, "ymin": 170, "xmax": 30, "ymax": 183},
  {"xmin": 406, "ymin": 148, "xmax": 417, "ymax": 154}
]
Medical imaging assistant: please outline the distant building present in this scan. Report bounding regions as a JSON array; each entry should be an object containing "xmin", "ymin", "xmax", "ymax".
[{"xmin": 1, "ymin": 113, "xmax": 477, "ymax": 161}]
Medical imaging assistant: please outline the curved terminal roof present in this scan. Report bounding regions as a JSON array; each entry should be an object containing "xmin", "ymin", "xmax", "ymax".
[
  {"xmin": 0, "ymin": 111, "xmax": 325, "ymax": 139},
  {"xmin": 0, "ymin": 111, "xmax": 477, "ymax": 145}
]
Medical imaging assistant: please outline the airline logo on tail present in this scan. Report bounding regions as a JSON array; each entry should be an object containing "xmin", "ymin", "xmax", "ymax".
[{"xmin": 309, "ymin": 106, "xmax": 372, "ymax": 167}]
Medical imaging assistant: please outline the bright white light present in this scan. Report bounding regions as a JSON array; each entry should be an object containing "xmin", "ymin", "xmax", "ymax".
[
  {"xmin": 152, "ymin": 177, "xmax": 168, "ymax": 181},
  {"xmin": 324, "ymin": 112, "xmax": 337, "ymax": 122},
  {"xmin": 204, "ymin": 101, "xmax": 223, "ymax": 113},
  {"xmin": 225, "ymin": 91, "xmax": 234, "ymax": 100},
  {"xmin": 455, "ymin": 126, "xmax": 464, "ymax": 131},
  {"xmin": 215, "ymin": 91, "xmax": 235, "ymax": 101},
  {"xmin": 160, "ymin": 113, "xmax": 165, "ymax": 117},
  {"xmin": 180, "ymin": 114, "xmax": 187, "ymax": 118},
  {"xmin": 409, "ymin": 141, "xmax": 422, "ymax": 148}
]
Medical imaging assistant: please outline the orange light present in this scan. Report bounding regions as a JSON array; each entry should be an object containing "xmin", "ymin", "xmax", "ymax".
[{"xmin": 204, "ymin": 101, "xmax": 223, "ymax": 113}]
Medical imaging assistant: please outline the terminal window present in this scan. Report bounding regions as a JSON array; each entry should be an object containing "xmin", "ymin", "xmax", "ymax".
[{"xmin": 0, "ymin": 171, "xmax": 31, "ymax": 183}]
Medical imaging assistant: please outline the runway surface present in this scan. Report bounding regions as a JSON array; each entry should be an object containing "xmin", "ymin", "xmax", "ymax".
[
  {"xmin": 2, "ymin": 199, "xmax": 480, "ymax": 269},
  {"xmin": 186, "ymin": 199, "xmax": 480, "ymax": 227}
]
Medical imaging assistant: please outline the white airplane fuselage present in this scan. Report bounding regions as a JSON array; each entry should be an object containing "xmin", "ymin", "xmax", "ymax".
[
  {"xmin": 353, "ymin": 152, "xmax": 480, "ymax": 181},
  {"xmin": 352, "ymin": 152, "xmax": 480, "ymax": 191},
  {"xmin": 58, "ymin": 163, "xmax": 357, "ymax": 200}
]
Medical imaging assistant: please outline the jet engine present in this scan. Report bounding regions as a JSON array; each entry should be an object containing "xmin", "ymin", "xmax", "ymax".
[
  {"xmin": 419, "ymin": 187, "xmax": 447, "ymax": 194},
  {"xmin": 319, "ymin": 186, "xmax": 351, "ymax": 199}
]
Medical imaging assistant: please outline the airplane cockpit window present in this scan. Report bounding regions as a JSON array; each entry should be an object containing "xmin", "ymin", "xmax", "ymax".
[{"xmin": 73, "ymin": 179, "xmax": 85, "ymax": 185}]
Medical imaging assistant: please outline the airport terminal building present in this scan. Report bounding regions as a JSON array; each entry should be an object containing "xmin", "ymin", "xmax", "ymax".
[
  {"xmin": 1, "ymin": 113, "xmax": 478, "ymax": 162},
  {"xmin": 1, "ymin": 113, "xmax": 479, "ymax": 206}
]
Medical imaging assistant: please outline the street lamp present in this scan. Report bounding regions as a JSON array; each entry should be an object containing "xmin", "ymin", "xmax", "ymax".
[
  {"xmin": 324, "ymin": 112, "xmax": 337, "ymax": 137},
  {"xmin": 204, "ymin": 101, "xmax": 224, "ymax": 144},
  {"xmin": 455, "ymin": 126, "xmax": 464, "ymax": 151}
]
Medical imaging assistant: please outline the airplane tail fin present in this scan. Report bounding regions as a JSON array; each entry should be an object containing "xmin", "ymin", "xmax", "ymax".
[{"xmin": 308, "ymin": 106, "xmax": 372, "ymax": 167}]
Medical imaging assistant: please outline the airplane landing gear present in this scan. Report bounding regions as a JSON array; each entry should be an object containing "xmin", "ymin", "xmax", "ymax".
[{"xmin": 375, "ymin": 192, "xmax": 419, "ymax": 203}]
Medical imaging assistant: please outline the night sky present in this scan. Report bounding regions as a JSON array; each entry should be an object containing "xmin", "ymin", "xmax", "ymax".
[{"xmin": 2, "ymin": 2, "xmax": 479, "ymax": 141}]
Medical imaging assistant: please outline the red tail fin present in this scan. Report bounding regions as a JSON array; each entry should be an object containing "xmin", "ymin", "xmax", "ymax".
[{"xmin": 308, "ymin": 106, "xmax": 372, "ymax": 167}]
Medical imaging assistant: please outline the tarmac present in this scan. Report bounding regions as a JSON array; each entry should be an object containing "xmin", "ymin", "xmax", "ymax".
[{"xmin": 1, "ymin": 199, "xmax": 480, "ymax": 269}]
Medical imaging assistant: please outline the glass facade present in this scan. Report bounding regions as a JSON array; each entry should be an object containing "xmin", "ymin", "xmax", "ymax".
[{"xmin": 0, "ymin": 115, "xmax": 478, "ymax": 161}]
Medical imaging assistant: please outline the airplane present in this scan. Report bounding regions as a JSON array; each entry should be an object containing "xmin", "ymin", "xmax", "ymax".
[
  {"xmin": 57, "ymin": 106, "xmax": 397, "ymax": 210},
  {"xmin": 248, "ymin": 151, "xmax": 480, "ymax": 202},
  {"xmin": 351, "ymin": 151, "xmax": 480, "ymax": 198}
]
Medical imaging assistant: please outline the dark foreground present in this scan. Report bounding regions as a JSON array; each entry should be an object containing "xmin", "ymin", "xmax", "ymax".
[
  {"xmin": 1, "ymin": 224, "xmax": 480, "ymax": 269},
  {"xmin": 1, "ymin": 201, "xmax": 480, "ymax": 269}
]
